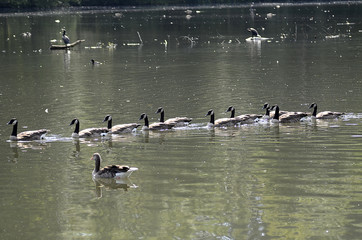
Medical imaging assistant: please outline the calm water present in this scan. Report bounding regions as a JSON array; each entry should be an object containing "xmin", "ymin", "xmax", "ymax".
[{"xmin": 1, "ymin": 3, "xmax": 362, "ymax": 239}]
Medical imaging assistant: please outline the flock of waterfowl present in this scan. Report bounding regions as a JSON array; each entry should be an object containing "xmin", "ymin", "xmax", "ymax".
[{"xmin": 6, "ymin": 102, "xmax": 344, "ymax": 179}]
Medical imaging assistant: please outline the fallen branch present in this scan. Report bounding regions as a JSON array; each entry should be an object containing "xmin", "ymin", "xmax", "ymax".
[{"xmin": 50, "ymin": 40, "xmax": 85, "ymax": 50}]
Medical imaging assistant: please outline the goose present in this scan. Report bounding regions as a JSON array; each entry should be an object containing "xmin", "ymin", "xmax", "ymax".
[
  {"xmin": 139, "ymin": 113, "xmax": 175, "ymax": 130},
  {"xmin": 225, "ymin": 106, "xmax": 258, "ymax": 123},
  {"xmin": 91, "ymin": 59, "xmax": 102, "ymax": 65},
  {"xmin": 270, "ymin": 105, "xmax": 307, "ymax": 123},
  {"xmin": 69, "ymin": 118, "xmax": 108, "ymax": 138},
  {"xmin": 205, "ymin": 109, "xmax": 238, "ymax": 127},
  {"xmin": 92, "ymin": 153, "xmax": 138, "ymax": 179},
  {"xmin": 155, "ymin": 107, "xmax": 192, "ymax": 127},
  {"xmin": 226, "ymin": 106, "xmax": 262, "ymax": 124},
  {"xmin": 309, "ymin": 103, "xmax": 344, "ymax": 119},
  {"xmin": 247, "ymin": 28, "xmax": 261, "ymax": 38},
  {"xmin": 7, "ymin": 118, "xmax": 49, "ymax": 141},
  {"xmin": 103, "ymin": 115, "xmax": 140, "ymax": 134},
  {"xmin": 62, "ymin": 30, "xmax": 70, "ymax": 45}
]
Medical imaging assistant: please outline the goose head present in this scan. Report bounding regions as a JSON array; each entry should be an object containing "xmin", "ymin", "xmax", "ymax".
[
  {"xmin": 7, "ymin": 118, "xmax": 18, "ymax": 125},
  {"xmin": 69, "ymin": 118, "xmax": 79, "ymax": 126},
  {"xmin": 309, "ymin": 102, "xmax": 318, "ymax": 117},
  {"xmin": 103, "ymin": 115, "xmax": 113, "ymax": 129},
  {"xmin": 309, "ymin": 102, "xmax": 317, "ymax": 109},
  {"xmin": 155, "ymin": 107, "xmax": 165, "ymax": 122},
  {"xmin": 139, "ymin": 113, "xmax": 149, "ymax": 128},
  {"xmin": 226, "ymin": 106, "xmax": 235, "ymax": 118},
  {"xmin": 92, "ymin": 153, "xmax": 102, "ymax": 173},
  {"xmin": 262, "ymin": 103, "xmax": 270, "ymax": 110},
  {"xmin": 205, "ymin": 109, "xmax": 215, "ymax": 125}
]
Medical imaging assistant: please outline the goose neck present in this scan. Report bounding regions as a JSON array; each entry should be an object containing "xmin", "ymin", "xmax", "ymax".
[
  {"xmin": 160, "ymin": 111, "xmax": 165, "ymax": 122},
  {"xmin": 107, "ymin": 119, "xmax": 112, "ymax": 129},
  {"xmin": 210, "ymin": 112, "xmax": 215, "ymax": 124},
  {"xmin": 312, "ymin": 105, "xmax": 317, "ymax": 117},
  {"xmin": 11, "ymin": 121, "xmax": 18, "ymax": 137}
]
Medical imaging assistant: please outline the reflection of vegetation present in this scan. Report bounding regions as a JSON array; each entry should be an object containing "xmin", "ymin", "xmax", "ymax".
[{"xmin": 0, "ymin": 0, "xmax": 322, "ymax": 10}]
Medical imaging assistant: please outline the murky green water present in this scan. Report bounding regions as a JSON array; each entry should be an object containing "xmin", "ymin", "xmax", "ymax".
[{"xmin": 1, "ymin": 3, "xmax": 362, "ymax": 239}]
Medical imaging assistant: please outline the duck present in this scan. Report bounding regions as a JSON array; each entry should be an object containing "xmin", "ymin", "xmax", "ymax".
[
  {"xmin": 309, "ymin": 102, "xmax": 344, "ymax": 119},
  {"xmin": 205, "ymin": 109, "xmax": 238, "ymax": 127},
  {"xmin": 92, "ymin": 153, "xmax": 138, "ymax": 179},
  {"xmin": 103, "ymin": 115, "xmax": 140, "ymax": 134},
  {"xmin": 155, "ymin": 107, "xmax": 192, "ymax": 127},
  {"xmin": 7, "ymin": 118, "xmax": 49, "ymax": 141},
  {"xmin": 226, "ymin": 106, "xmax": 262, "ymax": 124},
  {"xmin": 139, "ymin": 113, "xmax": 175, "ymax": 130},
  {"xmin": 270, "ymin": 105, "xmax": 308, "ymax": 123},
  {"xmin": 62, "ymin": 30, "xmax": 70, "ymax": 45},
  {"xmin": 69, "ymin": 118, "xmax": 108, "ymax": 138}
]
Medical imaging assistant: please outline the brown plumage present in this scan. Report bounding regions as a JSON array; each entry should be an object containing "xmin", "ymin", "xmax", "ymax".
[
  {"xmin": 139, "ymin": 113, "xmax": 175, "ymax": 130},
  {"xmin": 69, "ymin": 118, "xmax": 108, "ymax": 138},
  {"xmin": 92, "ymin": 153, "xmax": 138, "ymax": 179},
  {"xmin": 103, "ymin": 115, "xmax": 140, "ymax": 134},
  {"xmin": 309, "ymin": 102, "xmax": 344, "ymax": 119},
  {"xmin": 155, "ymin": 107, "xmax": 192, "ymax": 127}
]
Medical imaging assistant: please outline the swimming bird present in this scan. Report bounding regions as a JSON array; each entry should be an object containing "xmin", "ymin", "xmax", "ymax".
[
  {"xmin": 91, "ymin": 59, "xmax": 102, "ymax": 65},
  {"xmin": 309, "ymin": 102, "xmax": 344, "ymax": 119},
  {"xmin": 62, "ymin": 30, "xmax": 70, "ymax": 45},
  {"xmin": 7, "ymin": 118, "xmax": 49, "ymax": 141},
  {"xmin": 103, "ymin": 115, "xmax": 140, "ymax": 134},
  {"xmin": 92, "ymin": 153, "xmax": 138, "ymax": 179},
  {"xmin": 205, "ymin": 109, "xmax": 238, "ymax": 127},
  {"xmin": 270, "ymin": 105, "xmax": 307, "ymax": 123},
  {"xmin": 69, "ymin": 118, "xmax": 108, "ymax": 138},
  {"xmin": 155, "ymin": 107, "xmax": 192, "ymax": 127},
  {"xmin": 226, "ymin": 106, "xmax": 262, "ymax": 124},
  {"xmin": 139, "ymin": 113, "xmax": 175, "ymax": 130},
  {"xmin": 247, "ymin": 28, "xmax": 261, "ymax": 38}
]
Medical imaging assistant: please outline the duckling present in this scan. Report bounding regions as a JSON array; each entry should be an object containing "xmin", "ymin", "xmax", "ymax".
[
  {"xmin": 270, "ymin": 105, "xmax": 307, "ymax": 123},
  {"xmin": 139, "ymin": 113, "xmax": 175, "ymax": 130},
  {"xmin": 309, "ymin": 102, "xmax": 344, "ymax": 119},
  {"xmin": 226, "ymin": 106, "xmax": 262, "ymax": 124},
  {"xmin": 7, "ymin": 118, "xmax": 49, "ymax": 141},
  {"xmin": 69, "ymin": 118, "xmax": 108, "ymax": 138},
  {"xmin": 155, "ymin": 107, "xmax": 192, "ymax": 127},
  {"xmin": 103, "ymin": 115, "xmax": 140, "ymax": 134},
  {"xmin": 205, "ymin": 109, "xmax": 238, "ymax": 127},
  {"xmin": 62, "ymin": 30, "xmax": 70, "ymax": 45},
  {"xmin": 92, "ymin": 153, "xmax": 138, "ymax": 179}
]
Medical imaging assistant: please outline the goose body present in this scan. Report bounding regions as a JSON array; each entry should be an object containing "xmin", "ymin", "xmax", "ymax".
[
  {"xmin": 270, "ymin": 105, "xmax": 307, "ymax": 123},
  {"xmin": 309, "ymin": 103, "xmax": 344, "ymax": 119},
  {"xmin": 139, "ymin": 113, "xmax": 175, "ymax": 130},
  {"xmin": 7, "ymin": 118, "xmax": 49, "ymax": 141},
  {"xmin": 92, "ymin": 153, "xmax": 138, "ymax": 179},
  {"xmin": 226, "ymin": 106, "xmax": 262, "ymax": 124},
  {"xmin": 155, "ymin": 107, "xmax": 192, "ymax": 127},
  {"xmin": 103, "ymin": 115, "xmax": 140, "ymax": 134},
  {"xmin": 62, "ymin": 30, "xmax": 70, "ymax": 45},
  {"xmin": 69, "ymin": 118, "xmax": 108, "ymax": 138},
  {"xmin": 205, "ymin": 109, "xmax": 238, "ymax": 127}
]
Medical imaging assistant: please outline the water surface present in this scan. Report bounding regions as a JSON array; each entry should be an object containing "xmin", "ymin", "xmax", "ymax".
[{"xmin": 0, "ymin": 3, "xmax": 362, "ymax": 239}]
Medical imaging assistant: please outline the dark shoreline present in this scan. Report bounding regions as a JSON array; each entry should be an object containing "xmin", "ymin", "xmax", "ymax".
[{"xmin": 0, "ymin": 1, "xmax": 361, "ymax": 16}]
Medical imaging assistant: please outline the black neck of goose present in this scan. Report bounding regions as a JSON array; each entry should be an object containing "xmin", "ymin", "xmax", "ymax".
[
  {"xmin": 107, "ymin": 119, "xmax": 112, "ymax": 129},
  {"xmin": 312, "ymin": 105, "xmax": 317, "ymax": 117},
  {"xmin": 160, "ymin": 111, "xmax": 165, "ymax": 122},
  {"xmin": 94, "ymin": 157, "xmax": 100, "ymax": 173},
  {"xmin": 273, "ymin": 106, "xmax": 279, "ymax": 120},
  {"xmin": 144, "ymin": 116, "xmax": 149, "ymax": 127},
  {"xmin": 265, "ymin": 107, "xmax": 270, "ymax": 116},
  {"xmin": 230, "ymin": 109, "xmax": 235, "ymax": 118},
  {"xmin": 11, "ymin": 121, "xmax": 18, "ymax": 137},
  {"xmin": 74, "ymin": 121, "xmax": 80, "ymax": 134},
  {"xmin": 210, "ymin": 113, "xmax": 215, "ymax": 124}
]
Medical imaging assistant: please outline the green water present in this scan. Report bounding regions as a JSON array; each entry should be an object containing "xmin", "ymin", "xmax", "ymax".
[{"xmin": 0, "ymin": 3, "xmax": 362, "ymax": 239}]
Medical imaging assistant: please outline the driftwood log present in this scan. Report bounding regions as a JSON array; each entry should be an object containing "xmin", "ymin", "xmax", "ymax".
[{"xmin": 50, "ymin": 40, "xmax": 85, "ymax": 50}]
